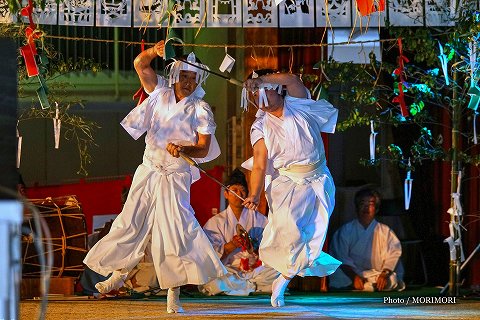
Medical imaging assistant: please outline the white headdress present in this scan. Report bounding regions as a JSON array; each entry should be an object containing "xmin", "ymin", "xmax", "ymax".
[
  {"xmin": 240, "ymin": 71, "xmax": 283, "ymax": 111},
  {"xmin": 165, "ymin": 52, "xmax": 210, "ymax": 98}
]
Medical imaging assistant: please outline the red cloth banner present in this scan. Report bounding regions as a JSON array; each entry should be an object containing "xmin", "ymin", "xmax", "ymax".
[{"xmin": 356, "ymin": 0, "xmax": 385, "ymax": 16}]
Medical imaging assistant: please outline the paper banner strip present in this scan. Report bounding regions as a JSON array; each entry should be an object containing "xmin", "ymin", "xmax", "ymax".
[
  {"xmin": 20, "ymin": 45, "xmax": 39, "ymax": 77},
  {"xmin": 474, "ymin": 112, "xmax": 478, "ymax": 145},
  {"xmin": 438, "ymin": 42, "xmax": 450, "ymax": 86},
  {"xmin": 37, "ymin": 76, "xmax": 51, "ymax": 109},
  {"xmin": 467, "ymin": 85, "xmax": 480, "ymax": 111},
  {"xmin": 53, "ymin": 103, "xmax": 61, "ymax": 149},
  {"xmin": 219, "ymin": 52, "xmax": 235, "ymax": 73},
  {"xmin": 404, "ymin": 166, "xmax": 412, "ymax": 210},
  {"xmin": 369, "ymin": 120, "xmax": 377, "ymax": 161},
  {"xmin": 16, "ymin": 123, "xmax": 22, "ymax": 169}
]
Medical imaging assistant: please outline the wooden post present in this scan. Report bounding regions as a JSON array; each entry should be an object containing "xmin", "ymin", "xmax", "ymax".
[{"xmin": 0, "ymin": 38, "xmax": 18, "ymax": 198}]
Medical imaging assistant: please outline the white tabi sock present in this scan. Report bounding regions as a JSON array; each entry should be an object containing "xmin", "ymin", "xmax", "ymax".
[
  {"xmin": 271, "ymin": 276, "xmax": 290, "ymax": 307},
  {"xmin": 167, "ymin": 287, "xmax": 184, "ymax": 313},
  {"xmin": 95, "ymin": 270, "xmax": 127, "ymax": 294}
]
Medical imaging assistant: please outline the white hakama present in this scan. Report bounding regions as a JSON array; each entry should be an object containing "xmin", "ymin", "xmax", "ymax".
[
  {"xmin": 244, "ymin": 93, "xmax": 342, "ymax": 278},
  {"xmin": 83, "ymin": 76, "xmax": 227, "ymax": 289}
]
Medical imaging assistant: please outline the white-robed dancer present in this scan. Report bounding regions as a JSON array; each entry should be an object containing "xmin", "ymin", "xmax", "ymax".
[
  {"xmin": 200, "ymin": 169, "xmax": 279, "ymax": 296},
  {"xmin": 329, "ymin": 188, "xmax": 405, "ymax": 292},
  {"xmin": 83, "ymin": 41, "xmax": 227, "ymax": 313},
  {"xmin": 241, "ymin": 70, "xmax": 342, "ymax": 307}
]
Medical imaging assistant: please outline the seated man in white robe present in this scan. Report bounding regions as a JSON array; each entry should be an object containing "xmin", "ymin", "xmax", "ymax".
[
  {"xmin": 329, "ymin": 187, "xmax": 405, "ymax": 292},
  {"xmin": 199, "ymin": 169, "xmax": 279, "ymax": 296}
]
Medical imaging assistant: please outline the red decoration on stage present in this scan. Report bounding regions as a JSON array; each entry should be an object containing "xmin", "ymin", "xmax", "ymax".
[
  {"xmin": 20, "ymin": 0, "xmax": 41, "ymax": 78},
  {"xmin": 20, "ymin": 45, "xmax": 39, "ymax": 77},
  {"xmin": 356, "ymin": 0, "xmax": 385, "ymax": 16},
  {"xmin": 392, "ymin": 38, "xmax": 410, "ymax": 117}
]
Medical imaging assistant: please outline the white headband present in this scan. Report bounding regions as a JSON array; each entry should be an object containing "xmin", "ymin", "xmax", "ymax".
[
  {"xmin": 240, "ymin": 71, "xmax": 283, "ymax": 111},
  {"xmin": 165, "ymin": 52, "xmax": 210, "ymax": 98}
]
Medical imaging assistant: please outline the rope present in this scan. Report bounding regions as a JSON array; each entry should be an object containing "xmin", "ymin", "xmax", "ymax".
[{"xmin": 43, "ymin": 34, "xmax": 401, "ymax": 48}]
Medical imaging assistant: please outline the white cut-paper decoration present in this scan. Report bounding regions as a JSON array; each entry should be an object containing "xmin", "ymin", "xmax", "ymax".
[
  {"xmin": 171, "ymin": 0, "xmax": 205, "ymax": 27},
  {"xmin": 279, "ymin": 0, "xmax": 314, "ymax": 28},
  {"xmin": 316, "ymin": 0, "xmax": 351, "ymax": 27},
  {"xmin": 369, "ymin": 120, "xmax": 377, "ymax": 161},
  {"xmin": 425, "ymin": 0, "xmax": 455, "ymax": 27},
  {"xmin": 133, "ymin": 0, "xmax": 167, "ymax": 27},
  {"xmin": 387, "ymin": 0, "xmax": 423, "ymax": 26},
  {"xmin": 96, "ymin": 0, "xmax": 132, "ymax": 26},
  {"xmin": 0, "ymin": 0, "xmax": 17, "ymax": 23},
  {"xmin": 16, "ymin": 122, "xmax": 22, "ymax": 169},
  {"xmin": 207, "ymin": 0, "xmax": 242, "ymax": 27},
  {"xmin": 219, "ymin": 49, "xmax": 235, "ymax": 72},
  {"xmin": 243, "ymin": 0, "xmax": 278, "ymax": 27},
  {"xmin": 53, "ymin": 103, "xmax": 61, "ymax": 149},
  {"xmin": 59, "ymin": 0, "xmax": 94, "ymax": 26},
  {"xmin": 327, "ymin": 28, "xmax": 382, "ymax": 64}
]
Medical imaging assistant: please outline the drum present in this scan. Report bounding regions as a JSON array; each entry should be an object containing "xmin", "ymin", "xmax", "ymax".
[{"xmin": 22, "ymin": 196, "xmax": 88, "ymax": 277}]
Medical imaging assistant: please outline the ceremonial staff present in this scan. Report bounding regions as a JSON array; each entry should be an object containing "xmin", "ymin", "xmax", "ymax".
[
  {"xmin": 179, "ymin": 152, "xmax": 246, "ymax": 202},
  {"xmin": 178, "ymin": 58, "xmax": 244, "ymax": 88}
]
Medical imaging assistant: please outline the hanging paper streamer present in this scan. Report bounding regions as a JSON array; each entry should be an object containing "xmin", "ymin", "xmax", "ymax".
[
  {"xmin": 469, "ymin": 40, "xmax": 477, "ymax": 88},
  {"xmin": 356, "ymin": 0, "xmax": 385, "ymax": 16},
  {"xmin": 53, "ymin": 103, "xmax": 61, "ymax": 149},
  {"xmin": 438, "ymin": 42, "xmax": 450, "ymax": 86},
  {"xmin": 392, "ymin": 39, "xmax": 410, "ymax": 117},
  {"xmin": 474, "ymin": 112, "xmax": 478, "ymax": 145},
  {"xmin": 404, "ymin": 159, "xmax": 413, "ymax": 210},
  {"xmin": 16, "ymin": 122, "xmax": 22, "ymax": 169},
  {"xmin": 219, "ymin": 47, "xmax": 235, "ymax": 73},
  {"xmin": 444, "ymin": 170, "xmax": 465, "ymax": 262},
  {"xmin": 369, "ymin": 120, "xmax": 377, "ymax": 161}
]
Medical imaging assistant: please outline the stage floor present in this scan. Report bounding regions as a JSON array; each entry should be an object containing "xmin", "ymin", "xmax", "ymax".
[{"xmin": 20, "ymin": 287, "xmax": 480, "ymax": 320}]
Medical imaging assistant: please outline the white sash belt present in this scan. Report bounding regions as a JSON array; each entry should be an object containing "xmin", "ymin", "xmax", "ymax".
[
  {"xmin": 142, "ymin": 146, "xmax": 190, "ymax": 174},
  {"xmin": 277, "ymin": 161, "xmax": 326, "ymax": 185}
]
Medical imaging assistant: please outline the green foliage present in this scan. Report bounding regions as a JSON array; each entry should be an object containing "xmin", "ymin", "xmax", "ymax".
[
  {"xmin": 307, "ymin": 1, "xmax": 480, "ymax": 170},
  {"xmin": 1, "ymin": 23, "xmax": 102, "ymax": 176}
]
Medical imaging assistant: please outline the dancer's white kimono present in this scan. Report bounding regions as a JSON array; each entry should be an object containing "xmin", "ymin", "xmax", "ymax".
[
  {"xmin": 83, "ymin": 75, "xmax": 227, "ymax": 289},
  {"xmin": 329, "ymin": 219, "xmax": 405, "ymax": 291},
  {"xmin": 243, "ymin": 91, "xmax": 342, "ymax": 278},
  {"xmin": 199, "ymin": 207, "xmax": 279, "ymax": 295}
]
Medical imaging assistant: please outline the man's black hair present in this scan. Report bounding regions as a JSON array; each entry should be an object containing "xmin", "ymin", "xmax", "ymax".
[
  {"xmin": 354, "ymin": 187, "xmax": 381, "ymax": 212},
  {"xmin": 225, "ymin": 168, "xmax": 248, "ymax": 193}
]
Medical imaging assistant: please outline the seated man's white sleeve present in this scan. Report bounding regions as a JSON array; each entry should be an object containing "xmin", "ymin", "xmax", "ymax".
[
  {"xmin": 382, "ymin": 228, "xmax": 402, "ymax": 272},
  {"xmin": 203, "ymin": 220, "xmax": 225, "ymax": 258},
  {"xmin": 330, "ymin": 227, "xmax": 361, "ymax": 275}
]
